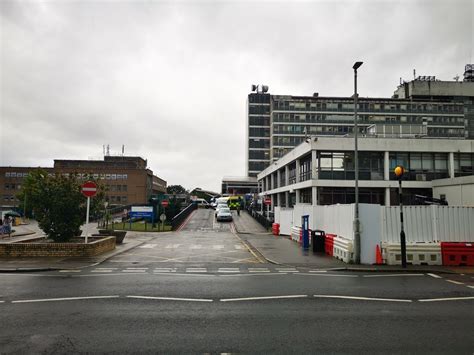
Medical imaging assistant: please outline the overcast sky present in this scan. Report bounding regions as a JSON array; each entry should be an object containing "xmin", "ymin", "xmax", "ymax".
[{"xmin": 1, "ymin": 0, "xmax": 473, "ymax": 192}]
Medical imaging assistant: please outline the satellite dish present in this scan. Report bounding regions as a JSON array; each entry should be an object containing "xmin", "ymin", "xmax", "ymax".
[
  {"xmin": 262, "ymin": 85, "xmax": 269, "ymax": 93},
  {"xmin": 251, "ymin": 84, "xmax": 258, "ymax": 92}
]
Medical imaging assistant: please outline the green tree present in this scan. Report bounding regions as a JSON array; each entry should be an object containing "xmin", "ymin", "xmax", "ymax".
[
  {"xmin": 166, "ymin": 185, "xmax": 188, "ymax": 195},
  {"xmin": 19, "ymin": 170, "xmax": 105, "ymax": 242}
]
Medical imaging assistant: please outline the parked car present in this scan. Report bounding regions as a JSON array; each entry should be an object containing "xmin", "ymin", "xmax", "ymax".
[
  {"xmin": 192, "ymin": 198, "xmax": 210, "ymax": 208},
  {"xmin": 216, "ymin": 207, "xmax": 233, "ymax": 222}
]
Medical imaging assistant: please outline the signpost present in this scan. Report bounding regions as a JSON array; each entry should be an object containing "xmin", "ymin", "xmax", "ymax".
[
  {"xmin": 394, "ymin": 166, "xmax": 407, "ymax": 268},
  {"xmin": 129, "ymin": 206, "xmax": 153, "ymax": 219},
  {"xmin": 161, "ymin": 200, "xmax": 169, "ymax": 231},
  {"xmin": 81, "ymin": 181, "xmax": 97, "ymax": 244}
]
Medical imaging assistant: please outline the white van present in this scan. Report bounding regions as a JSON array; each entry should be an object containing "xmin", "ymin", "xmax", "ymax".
[{"xmin": 192, "ymin": 198, "xmax": 210, "ymax": 208}]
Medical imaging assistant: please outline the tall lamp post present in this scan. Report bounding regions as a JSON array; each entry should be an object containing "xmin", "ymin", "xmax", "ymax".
[{"xmin": 353, "ymin": 61, "xmax": 363, "ymax": 264}]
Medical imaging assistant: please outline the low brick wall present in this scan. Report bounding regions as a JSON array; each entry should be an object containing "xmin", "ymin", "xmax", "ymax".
[{"xmin": 0, "ymin": 236, "xmax": 116, "ymax": 257}]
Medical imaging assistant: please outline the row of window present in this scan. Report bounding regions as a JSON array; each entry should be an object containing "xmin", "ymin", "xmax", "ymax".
[
  {"xmin": 106, "ymin": 185, "xmax": 128, "ymax": 192},
  {"xmin": 248, "ymin": 139, "xmax": 270, "ymax": 149},
  {"xmin": 3, "ymin": 172, "xmax": 129, "ymax": 180},
  {"xmin": 273, "ymin": 101, "xmax": 463, "ymax": 113},
  {"xmin": 4, "ymin": 184, "xmax": 21, "ymax": 190},
  {"xmin": 249, "ymin": 127, "xmax": 270, "ymax": 137},
  {"xmin": 107, "ymin": 195, "xmax": 128, "ymax": 203},
  {"xmin": 261, "ymin": 152, "xmax": 474, "ymax": 187},
  {"xmin": 3, "ymin": 195, "xmax": 18, "ymax": 202},
  {"xmin": 273, "ymin": 113, "xmax": 464, "ymax": 125},
  {"xmin": 249, "ymin": 116, "xmax": 270, "ymax": 126}
]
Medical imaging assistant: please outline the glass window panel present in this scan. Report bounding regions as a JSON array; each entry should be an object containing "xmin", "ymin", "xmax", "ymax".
[
  {"xmin": 422, "ymin": 153, "xmax": 433, "ymax": 170},
  {"xmin": 410, "ymin": 153, "xmax": 422, "ymax": 170},
  {"xmin": 434, "ymin": 154, "xmax": 448, "ymax": 170},
  {"xmin": 332, "ymin": 153, "xmax": 344, "ymax": 171}
]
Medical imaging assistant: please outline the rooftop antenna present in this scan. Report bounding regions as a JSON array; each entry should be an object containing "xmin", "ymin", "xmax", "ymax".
[
  {"xmin": 106, "ymin": 144, "xmax": 110, "ymax": 156},
  {"xmin": 103, "ymin": 145, "xmax": 105, "ymax": 156},
  {"xmin": 413, "ymin": 69, "xmax": 416, "ymax": 80},
  {"xmin": 454, "ymin": 75, "xmax": 460, "ymax": 82},
  {"xmin": 122, "ymin": 145, "xmax": 125, "ymax": 156}
]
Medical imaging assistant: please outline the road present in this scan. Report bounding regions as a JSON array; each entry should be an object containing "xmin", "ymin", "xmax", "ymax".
[{"xmin": 1, "ymin": 209, "xmax": 473, "ymax": 353}]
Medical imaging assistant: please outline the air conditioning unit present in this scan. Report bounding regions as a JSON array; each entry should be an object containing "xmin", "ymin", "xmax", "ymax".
[{"xmin": 416, "ymin": 174, "xmax": 427, "ymax": 181}]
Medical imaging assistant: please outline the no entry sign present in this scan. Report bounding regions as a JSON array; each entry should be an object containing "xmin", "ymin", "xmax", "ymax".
[
  {"xmin": 81, "ymin": 181, "xmax": 97, "ymax": 198},
  {"xmin": 161, "ymin": 200, "xmax": 169, "ymax": 207},
  {"xmin": 264, "ymin": 197, "xmax": 272, "ymax": 205}
]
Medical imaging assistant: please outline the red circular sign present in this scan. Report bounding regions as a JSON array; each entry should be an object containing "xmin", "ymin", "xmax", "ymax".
[
  {"xmin": 264, "ymin": 197, "xmax": 272, "ymax": 205},
  {"xmin": 161, "ymin": 200, "xmax": 169, "ymax": 207},
  {"xmin": 81, "ymin": 181, "xmax": 97, "ymax": 197}
]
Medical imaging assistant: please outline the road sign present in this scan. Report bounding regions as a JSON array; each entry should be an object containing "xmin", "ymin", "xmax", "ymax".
[
  {"xmin": 160, "ymin": 213, "xmax": 167, "ymax": 222},
  {"xmin": 81, "ymin": 181, "xmax": 97, "ymax": 197},
  {"xmin": 161, "ymin": 200, "xmax": 169, "ymax": 207},
  {"xmin": 130, "ymin": 206, "xmax": 153, "ymax": 219},
  {"xmin": 264, "ymin": 197, "xmax": 272, "ymax": 205}
]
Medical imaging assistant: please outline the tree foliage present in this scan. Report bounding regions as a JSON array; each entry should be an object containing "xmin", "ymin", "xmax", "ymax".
[
  {"xmin": 19, "ymin": 170, "xmax": 105, "ymax": 242},
  {"xmin": 166, "ymin": 185, "xmax": 188, "ymax": 195}
]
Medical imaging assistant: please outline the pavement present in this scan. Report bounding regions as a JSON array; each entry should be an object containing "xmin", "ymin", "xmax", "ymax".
[{"xmin": 233, "ymin": 211, "xmax": 466, "ymax": 274}]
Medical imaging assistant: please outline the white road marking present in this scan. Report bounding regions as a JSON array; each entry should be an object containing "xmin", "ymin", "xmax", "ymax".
[
  {"xmin": 427, "ymin": 273, "xmax": 442, "ymax": 279},
  {"xmin": 126, "ymin": 295, "xmax": 213, "ymax": 302},
  {"xmin": 91, "ymin": 270, "xmax": 113, "ymax": 273},
  {"xmin": 0, "ymin": 301, "xmax": 4, "ymax": 303},
  {"xmin": 186, "ymin": 268, "xmax": 207, "ymax": 273},
  {"xmin": 446, "ymin": 280, "xmax": 464, "ymax": 285},
  {"xmin": 276, "ymin": 268, "xmax": 298, "ymax": 273},
  {"xmin": 309, "ymin": 270, "xmax": 328, "ymax": 273},
  {"xmin": 218, "ymin": 273, "xmax": 287, "ymax": 277},
  {"xmin": 12, "ymin": 295, "xmax": 120, "ymax": 303},
  {"xmin": 313, "ymin": 295, "xmax": 412, "ymax": 303},
  {"xmin": 248, "ymin": 268, "xmax": 270, "ymax": 273},
  {"xmin": 165, "ymin": 244, "xmax": 181, "ymax": 249},
  {"xmin": 212, "ymin": 245, "xmax": 225, "ymax": 250},
  {"xmin": 122, "ymin": 269, "xmax": 146, "ymax": 273},
  {"xmin": 94, "ymin": 268, "xmax": 118, "ymax": 270},
  {"xmin": 76, "ymin": 273, "xmax": 145, "ymax": 277},
  {"xmin": 218, "ymin": 268, "xmax": 240, "ymax": 273},
  {"xmin": 295, "ymin": 273, "xmax": 358, "ymax": 278},
  {"xmin": 59, "ymin": 270, "xmax": 81, "ymax": 273},
  {"xmin": 419, "ymin": 296, "xmax": 474, "ymax": 302},
  {"xmin": 363, "ymin": 274, "xmax": 424, "ymax": 278},
  {"xmin": 221, "ymin": 295, "xmax": 308, "ymax": 302},
  {"xmin": 190, "ymin": 245, "xmax": 203, "ymax": 250},
  {"xmin": 467, "ymin": 285, "xmax": 474, "ymax": 289},
  {"xmin": 154, "ymin": 268, "xmax": 176, "ymax": 273},
  {"xmin": 139, "ymin": 244, "xmax": 157, "ymax": 249},
  {"xmin": 234, "ymin": 245, "xmax": 244, "ymax": 250}
]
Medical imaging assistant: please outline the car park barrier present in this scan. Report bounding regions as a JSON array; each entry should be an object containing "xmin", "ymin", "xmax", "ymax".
[
  {"xmin": 382, "ymin": 242, "xmax": 442, "ymax": 266},
  {"xmin": 325, "ymin": 233, "xmax": 336, "ymax": 256},
  {"xmin": 333, "ymin": 236, "xmax": 354, "ymax": 263},
  {"xmin": 441, "ymin": 242, "xmax": 474, "ymax": 266},
  {"xmin": 291, "ymin": 226, "xmax": 302, "ymax": 243},
  {"xmin": 272, "ymin": 223, "xmax": 280, "ymax": 236}
]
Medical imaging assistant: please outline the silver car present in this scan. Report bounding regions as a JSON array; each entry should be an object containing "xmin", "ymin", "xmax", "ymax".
[{"xmin": 216, "ymin": 207, "xmax": 233, "ymax": 222}]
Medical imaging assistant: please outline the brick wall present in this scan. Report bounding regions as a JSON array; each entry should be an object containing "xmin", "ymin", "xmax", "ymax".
[{"xmin": 0, "ymin": 236, "xmax": 116, "ymax": 257}]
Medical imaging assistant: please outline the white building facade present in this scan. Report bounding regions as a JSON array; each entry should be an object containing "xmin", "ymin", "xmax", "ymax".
[{"xmin": 257, "ymin": 137, "xmax": 474, "ymax": 209}]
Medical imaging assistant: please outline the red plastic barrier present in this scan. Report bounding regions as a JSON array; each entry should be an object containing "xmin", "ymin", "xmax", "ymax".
[
  {"xmin": 325, "ymin": 233, "xmax": 336, "ymax": 256},
  {"xmin": 272, "ymin": 223, "xmax": 280, "ymax": 236},
  {"xmin": 441, "ymin": 242, "xmax": 474, "ymax": 266}
]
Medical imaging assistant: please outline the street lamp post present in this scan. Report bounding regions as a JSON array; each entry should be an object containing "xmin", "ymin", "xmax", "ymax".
[{"xmin": 353, "ymin": 61, "xmax": 363, "ymax": 264}]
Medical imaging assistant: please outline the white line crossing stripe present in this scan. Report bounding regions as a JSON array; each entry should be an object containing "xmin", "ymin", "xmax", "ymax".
[
  {"xmin": 59, "ymin": 270, "xmax": 81, "ymax": 273},
  {"xmin": 126, "ymin": 295, "xmax": 213, "ymax": 302},
  {"xmin": 186, "ymin": 268, "xmax": 207, "ymax": 273},
  {"xmin": 212, "ymin": 245, "xmax": 225, "ymax": 250},
  {"xmin": 154, "ymin": 268, "xmax": 176, "ymax": 272},
  {"xmin": 313, "ymin": 295, "xmax": 412, "ymax": 303},
  {"xmin": 427, "ymin": 273, "xmax": 442, "ymax": 279},
  {"xmin": 419, "ymin": 296, "xmax": 474, "ymax": 302},
  {"xmin": 309, "ymin": 270, "xmax": 328, "ymax": 273},
  {"xmin": 446, "ymin": 280, "xmax": 464, "ymax": 285},
  {"xmin": 94, "ymin": 268, "xmax": 118, "ymax": 270},
  {"xmin": 91, "ymin": 270, "xmax": 113, "ymax": 273},
  {"xmin": 296, "ymin": 273, "xmax": 358, "ymax": 278},
  {"xmin": 363, "ymin": 274, "xmax": 424, "ymax": 278},
  {"xmin": 0, "ymin": 301, "xmax": 4, "ymax": 303},
  {"xmin": 190, "ymin": 245, "xmax": 202, "ymax": 250},
  {"xmin": 12, "ymin": 295, "xmax": 120, "ymax": 303},
  {"xmin": 123, "ymin": 269, "xmax": 146, "ymax": 273},
  {"xmin": 277, "ymin": 270, "xmax": 299, "ymax": 273},
  {"xmin": 234, "ymin": 245, "xmax": 244, "ymax": 250},
  {"xmin": 165, "ymin": 244, "xmax": 181, "ymax": 249},
  {"xmin": 248, "ymin": 268, "xmax": 270, "ymax": 273},
  {"xmin": 125, "ymin": 268, "xmax": 148, "ymax": 270},
  {"xmin": 221, "ymin": 295, "xmax": 308, "ymax": 302},
  {"xmin": 139, "ymin": 244, "xmax": 157, "ymax": 249},
  {"xmin": 218, "ymin": 268, "xmax": 240, "ymax": 273}
]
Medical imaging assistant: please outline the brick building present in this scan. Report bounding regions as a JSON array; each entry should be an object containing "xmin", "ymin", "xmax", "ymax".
[{"xmin": 0, "ymin": 156, "xmax": 166, "ymax": 211}]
